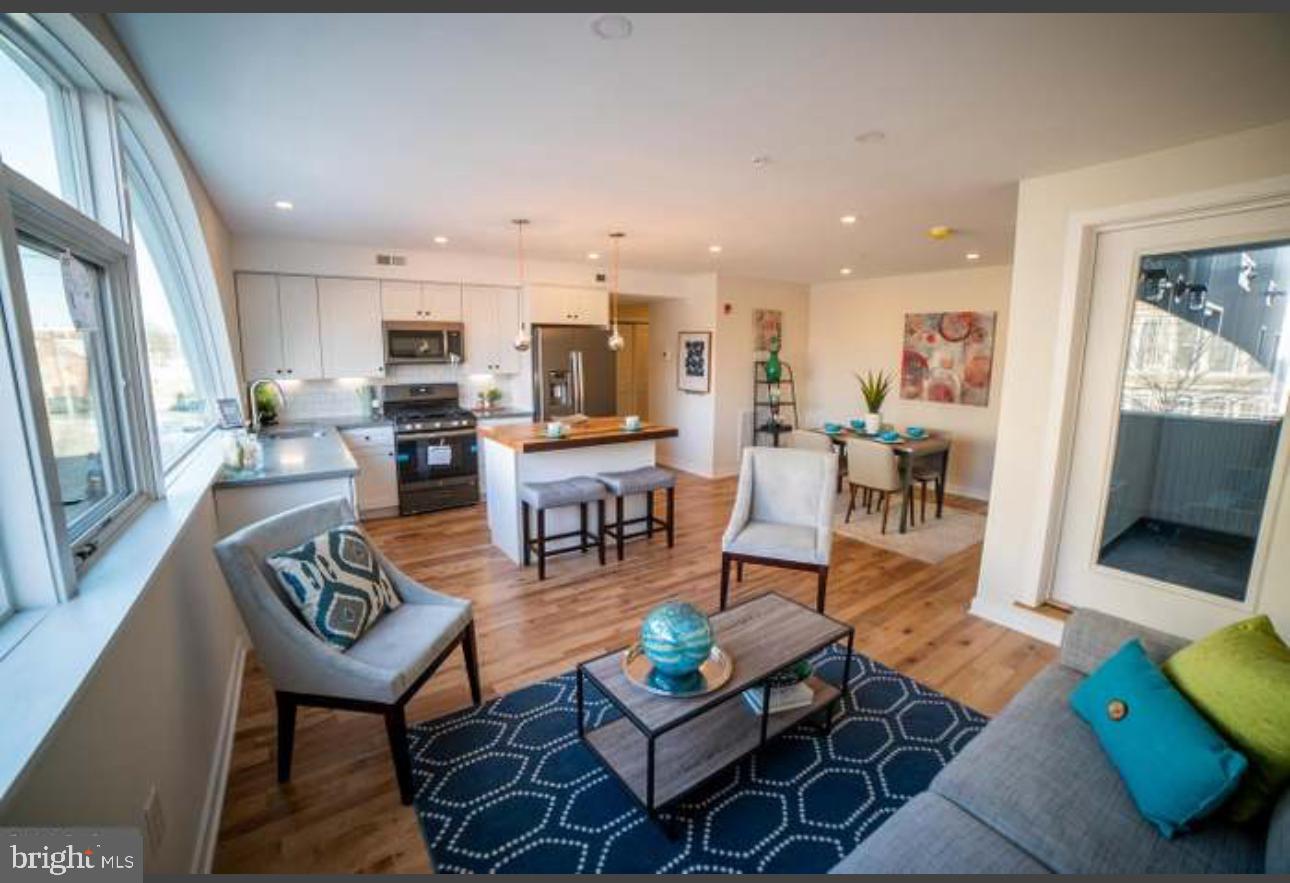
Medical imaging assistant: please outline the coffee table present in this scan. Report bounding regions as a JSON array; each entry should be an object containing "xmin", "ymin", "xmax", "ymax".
[{"xmin": 575, "ymin": 592, "xmax": 854, "ymax": 823}]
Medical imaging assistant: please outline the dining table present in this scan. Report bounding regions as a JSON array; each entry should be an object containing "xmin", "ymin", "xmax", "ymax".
[{"xmin": 809, "ymin": 427, "xmax": 951, "ymax": 534}]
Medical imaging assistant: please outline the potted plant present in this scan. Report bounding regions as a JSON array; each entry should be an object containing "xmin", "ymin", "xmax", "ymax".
[
  {"xmin": 485, "ymin": 386, "xmax": 503, "ymax": 410},
  {"xmin": 856, "ymin": 370, "xmax": 893, "ymax": 434}
]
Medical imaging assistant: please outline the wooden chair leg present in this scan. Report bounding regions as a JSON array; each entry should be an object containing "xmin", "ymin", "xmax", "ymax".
[
  {"xmin": 720, "ymin": 553, "xmax": 732, "ymax": 610},
  {"xmin": 736, "ymin": 560, "xmax": 744, "ymax": 582},
  {"xmin": 881, "ymin": 492, "xmax": 890, "ymax": 534},
  {"xmin": 521, "ymin": 502, "xmax": 531, "ymax": 567},
  {"xmin": 936, "ymin": 478, "xmax": 944, "ymax": 519},
  {"xmin": 845, "ymin": 483, "xmax": 857, "ymax": 523},
  {"xmin": 384, "ymin": 706, "xmax": 414, "ymax": 805},
  {"xmin": 866, "ymin": 488, "xmax": 874, "ymax": 514},
  {"xmin": 666, "ymin": 486, "xmax": 675, "ymax": 548},
  {"xmin": 596, "ymin": 499, "xmax": 606, "ymax": 566},
  {"xmin": 921, "ymin": 481, "xmax": 928, "ymax": 524},
  {"xmin": 646, "ymin": 490, "xmax": 655, "ymax": 538},
  {"xmin": 275, "ymin": 692, "xmax": 297, "ymax": 783},
  {"xmin": 816, "ymin": 566, "xmax": 829, "ymax": 613},
  {"xmin": 615, "ymin": 495, "xmax": 625, "ymax": 561},
  {"xmin": 536, "ymin": 508, "xmax": 547, "ymax": 580},
  {"xmin": 461, "ymin": 621, "xmax": 482, "ymax": 706},
  {"xmin": 579, "ymin": 502, "xmax": 588, "ymax": 553}
]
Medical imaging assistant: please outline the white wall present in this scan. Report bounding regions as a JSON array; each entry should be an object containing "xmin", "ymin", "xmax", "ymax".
[
  {"xmin": 977, "ymin": 120, "xmax": 1290, "ymax": 636},
  {"xmin": 648, "ymin": 274, "xmax": 719, "ymax": 476},
  {"xmin": 713, "ymin": 275, "xmax": 811, "ymax": 477},
  {"xmin": 806, "ymin": 265, "xmax": 1011, "ymax": 499}
]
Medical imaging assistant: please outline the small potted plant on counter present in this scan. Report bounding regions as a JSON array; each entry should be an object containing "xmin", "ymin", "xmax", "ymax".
[{"xmin": 856, "ymin": 370, "xmax": 892, "ymax": 435}]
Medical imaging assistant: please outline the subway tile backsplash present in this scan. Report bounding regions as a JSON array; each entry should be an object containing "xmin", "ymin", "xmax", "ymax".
[{"xmin": 278, "ymin": 365, "xmax": 527, "ymax": 422}]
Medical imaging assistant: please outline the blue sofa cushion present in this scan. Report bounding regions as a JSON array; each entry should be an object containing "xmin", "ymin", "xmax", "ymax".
[{"xmin": 1070, "ymin": 639, "xmax": 1247, "ymax": 838}]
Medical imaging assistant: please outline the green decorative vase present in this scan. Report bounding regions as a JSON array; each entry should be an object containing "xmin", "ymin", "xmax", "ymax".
[{"xmin": 764, "ymin": 337, "xmax": 783, "ymax": 384}]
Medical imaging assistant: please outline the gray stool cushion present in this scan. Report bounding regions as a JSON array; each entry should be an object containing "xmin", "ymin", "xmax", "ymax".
[
  {"xmin": 521, "ymin": 476, "xmax": 606, "ymax": 509},
  {"xmin": 597, "ymin": 465, "xmax": 676, "ymax": 496}
]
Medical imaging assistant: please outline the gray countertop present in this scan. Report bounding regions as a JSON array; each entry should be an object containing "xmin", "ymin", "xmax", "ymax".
[
  {"xmin": 213, "ymin": 426, "xmax": 359, "ymax": 489},
  {"xmin": 275, "ymin": 413, "xmax": 393, "ymax": 430}
]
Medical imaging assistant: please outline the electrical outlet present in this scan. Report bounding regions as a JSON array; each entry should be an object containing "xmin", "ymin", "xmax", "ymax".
[{"xmin": 142, "ymin": 785, "xmax": 165, "ymax": 860}]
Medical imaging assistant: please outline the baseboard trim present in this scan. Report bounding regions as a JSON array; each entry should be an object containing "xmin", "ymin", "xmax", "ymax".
[
  {"xmin": 190, "ymin": 637, "xmax": 246, "ymax": 874},
  {"xmin": 968, "ymin": 595, "xmax": 1064, "ymax": 646}
]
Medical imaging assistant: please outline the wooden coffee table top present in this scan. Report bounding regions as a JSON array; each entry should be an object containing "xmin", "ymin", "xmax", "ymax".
[{"xmin": 580, "ymin": 592, "xmax": 851, "ymax": 733}]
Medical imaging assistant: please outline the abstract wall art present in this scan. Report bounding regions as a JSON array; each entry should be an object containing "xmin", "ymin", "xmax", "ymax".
[
  {"xmin": 677, "ymin": 330, "xmax": 712, "ymax": 394},
  {"xmin": 901, "ymin": 311, "xmax": 996, "ymax": 406}
]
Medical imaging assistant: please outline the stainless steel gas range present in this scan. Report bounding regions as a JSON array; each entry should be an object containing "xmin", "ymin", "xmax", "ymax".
[{"xmin": 381, "ymin": 383, "xmax": 479, "ymax": 515}]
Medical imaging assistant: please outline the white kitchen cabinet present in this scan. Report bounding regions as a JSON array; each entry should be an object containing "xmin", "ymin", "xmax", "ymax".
[
  {"xmin": 381, "ymin": 281, "xmax": 463, "ymax": 322},
  {"xmin": 342, "ymin": 426, "xmax": 398, "ymax": 515},
  {"xmin": 526, "ymin": 284, "xmax": 608, "ymax": 326},
  {"xmin": 236, "ymin": 272, "xmax": 322, "ymax": 380},
  {"xmin": 463, "ymin": 285, "xmax": 522, "ymax": 374},
  {"xmin": 318, "ymin": 277, "xmax": 385, "ymax": 378}
]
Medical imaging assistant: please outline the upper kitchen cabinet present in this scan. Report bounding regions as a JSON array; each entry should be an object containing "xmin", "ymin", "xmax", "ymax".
[
  {"xmin": 463, "ymin": 285, "xmax": 522, "ymax": 374},
  {"xmin": 318, "ymin": 277, "xmax": 385, "ymax": 378},
  {"xmin": 526, "ymin": 284, "xmax": 609, "ymax": 327},
  {"xmin": 236, "ymin": 272, "xmax": 322, "ymax": 380},
  {"xmin": 380, "ymin": 280, "xmax": 462, "ymax": 321}
]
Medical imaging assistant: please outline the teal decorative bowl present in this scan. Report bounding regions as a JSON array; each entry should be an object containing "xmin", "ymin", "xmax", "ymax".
[
  {"xmin": 824, "ymin": 422, "xmax": 842, "ymax": 433},
  {"xmin": 640, "ymin": 601, "xmax": 714, "ymax": 693}
]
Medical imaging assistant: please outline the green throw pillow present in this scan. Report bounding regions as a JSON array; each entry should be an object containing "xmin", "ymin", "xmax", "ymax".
[{"xmin": 1163, "ymin": 615, "xmax": 1290, "ymax": 822}]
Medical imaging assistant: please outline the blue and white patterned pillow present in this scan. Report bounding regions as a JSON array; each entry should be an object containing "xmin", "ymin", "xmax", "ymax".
[{"xmin": 267, "ymin": 523, "xmax": 402, "ymax": 651}]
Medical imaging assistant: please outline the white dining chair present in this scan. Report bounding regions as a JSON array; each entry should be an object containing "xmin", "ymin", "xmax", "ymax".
[{"xmin": 844, "ymin": 439, "xmax": 913, "ymax": 534}]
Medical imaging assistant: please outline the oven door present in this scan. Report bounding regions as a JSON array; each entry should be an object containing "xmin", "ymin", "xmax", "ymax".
[
  {"xmin": 396, "ymin": 429, "xmax": 478, "ymax": 484},
  {"xmin": 385, "ymin": 326, "xmax": 449, "ymax": 363}
]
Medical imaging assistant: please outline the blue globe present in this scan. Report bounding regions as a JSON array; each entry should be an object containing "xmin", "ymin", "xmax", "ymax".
[{"xmin": 640, "ymin": 601, "xmax": 714, "ymax": 691}]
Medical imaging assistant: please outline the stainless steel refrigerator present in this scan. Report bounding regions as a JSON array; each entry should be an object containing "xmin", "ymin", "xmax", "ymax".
[{"xmin": 531, "ymin": 325, "xmax": 618, "ymax": 421}]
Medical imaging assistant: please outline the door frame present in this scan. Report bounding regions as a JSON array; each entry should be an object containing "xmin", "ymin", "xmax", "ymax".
[{"xmin": 1020, "ymin": 173, "xmax": 1290, "ymax": 610}]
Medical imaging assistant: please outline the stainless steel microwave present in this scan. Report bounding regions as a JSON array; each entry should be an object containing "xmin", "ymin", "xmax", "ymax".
[{"xmin": 383, "ymin": 321, "xmax": 464, "ymax": 365}]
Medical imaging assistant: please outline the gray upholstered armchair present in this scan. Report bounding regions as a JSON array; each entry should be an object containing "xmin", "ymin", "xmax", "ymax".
[
  {"xmin": 720, "ymin": 446, "xmax": 837, "ymax": 612},
  {"xmin": 213, "ymin": 496, "xmax": 480, "ymax": 805}
]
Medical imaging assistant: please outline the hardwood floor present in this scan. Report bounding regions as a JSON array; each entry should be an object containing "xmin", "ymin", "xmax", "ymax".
[{"xmin": 213, "ymin": 471, "xmax": 1055, "ymax": 874}]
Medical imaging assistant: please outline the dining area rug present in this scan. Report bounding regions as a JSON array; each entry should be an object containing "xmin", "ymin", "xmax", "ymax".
[
  {"xmin": 832, "ymin": 497, "xmax": 986, "ymax": 564},
  {"xmin": 407, "ymin": 645, "xmax": 986, "ymax": 874}
]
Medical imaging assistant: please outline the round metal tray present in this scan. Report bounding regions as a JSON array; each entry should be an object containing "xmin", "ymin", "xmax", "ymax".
[{"xmin": 622, "ymin": 643, "xmax": 734, "ymax": 697}]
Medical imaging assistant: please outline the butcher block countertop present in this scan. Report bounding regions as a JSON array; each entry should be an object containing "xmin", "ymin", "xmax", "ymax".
[{"xmin": 478, "ymin": 417, "xmax": 679, "ymax": 452}]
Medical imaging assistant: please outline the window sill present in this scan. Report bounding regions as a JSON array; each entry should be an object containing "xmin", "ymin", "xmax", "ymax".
[{"xmin": 0, "ymin": 431, "xmax": 226, "ymax": 807}]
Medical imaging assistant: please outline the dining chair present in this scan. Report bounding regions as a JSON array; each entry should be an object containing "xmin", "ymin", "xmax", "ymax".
[
  {"xmin": 720, "ymin": 446, "xmax": 837, "ymax": 612},
  {"xmin": 789, "ymin": 429, "xmax": 843, "ymax": 493},
  {"xmin": 213, "ymin": 496, "xmax": 481, "ymax": 805},
  {"xmin": 844, "ymin": 438, "xmax": 913, "ymax": 534},
  {"xmin": 911, "ymin": 430, "xmax": 949, "ymax": 524}
]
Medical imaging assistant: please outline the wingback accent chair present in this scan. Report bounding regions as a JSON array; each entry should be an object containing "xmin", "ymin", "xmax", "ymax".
[
  {"xmin": 720, "ymin": 446, "xmax": 837, "ymax": 612},
  {"xmin": 213, "ymin": 496, "xmax": 481, "ymax": 805}
]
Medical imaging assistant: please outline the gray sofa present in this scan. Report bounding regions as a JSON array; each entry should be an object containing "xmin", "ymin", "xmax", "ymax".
[{"xmin": 832, "ymin": 608, "xmax": 1290, "ymax": 874}]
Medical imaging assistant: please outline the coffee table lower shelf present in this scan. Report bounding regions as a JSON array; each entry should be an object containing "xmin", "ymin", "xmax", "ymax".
[{"xmin": 582, "ymin": 674, "xmax": 840, "ymax": 809}]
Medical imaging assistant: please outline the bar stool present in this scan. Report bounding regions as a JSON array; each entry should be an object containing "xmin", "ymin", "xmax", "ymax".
[
  {"xmin": 595, "ymin": 466, "xmax": 676, "ymax": 560},
  {"xmin": 520, "ymin": 477, "xmax": 606, "ymax": 580}
]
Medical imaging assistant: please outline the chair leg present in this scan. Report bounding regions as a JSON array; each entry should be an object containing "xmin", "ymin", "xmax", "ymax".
[
  {"xmin": 462, "ymin": 621, "xmax": 482, "ymax": 706},
  {"xmin": 646, "ymin": 490, "xmax": 655, "ymax": 538},
  {"xmin": 596, "ymin": 498, "xmax": 606, "ymax": 566},
  {"xmin": 666, "ymin": 486, "xmax": 675, "ymax": 548},
  {"xmin": 536, "ymin": 508, "xmax": 547, "ymax": 581},
  {"xmin": 845, "ymin": 483, "xmax": 857, "ymax": 523},
  {"xmin": 384, "ymin": 706, "xmax": 414, "ymax": 805},
  {"xmin": 521, "ymin": 502, "xmax": 531, "ymax": 567},
  {"xmin": 865, "ymin": 488, "xmax": 874, "ymax": 514},
  {"xmin": 275, "ymin": 692, "xmax": 297, "ymax": 784},
  {"xmin": 921, "ymin": 481, "xmax": 928, "ymax": 524},
  {"xmin": 720, "ymin": 553, "xmax": 732, "ymax": 610},
  {"xmin": 936, "ymin": 478, "xmax": 944, "ymax": 519},
  {"xmin": 816, "ymin": 566, "xmax": 829, "ymax": 613},
  {"xmin": 736, "ymin": 560, "xmax": 744, "ymax": 582},
  {"xmin": 615, "ymin": 495, "xmax": 625, "ymax": 561},
  {"xmin": 881, "ymin": 492, "xmax": 890, "ymax": 534},
  {"xmin": 579, "ymin": 502, "xmax": 588, "ymax": 553}
]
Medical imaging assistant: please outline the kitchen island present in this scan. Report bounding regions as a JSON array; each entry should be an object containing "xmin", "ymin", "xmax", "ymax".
[{"xmin": 478, "ymin": 417, "xmax": 679, "ymax": 564}]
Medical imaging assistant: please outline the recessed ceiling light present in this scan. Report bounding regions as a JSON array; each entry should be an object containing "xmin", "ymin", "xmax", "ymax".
[
  {"xmin": 840, "ymin": 214, "xmax": 857, "ymax": 225},
  {"xmin": 433, "ymin": 235, "xmax": 449, "ymax": 245},
  {"xmin": 587, "ymin": 251, "xmax": 600, "ymax": 260},
  {"xmin": 273, "ymin": 200, "xmax": 293, "ymax": 211},
  {"xmin": 708, "ymin": 244, "xmax": 723, "ymax": 254},
  {"xmin": 590, "ymin": 13, "xmax": 633, "ymax": 40},
  {"xmin": 840, "ymin": 267, "xmax": 853, "ymax": 276},
  {"xmin": 965, "ymin": 252, "xmax": 981, "ymax": 261},
  {"xmin": 854, "ymin": 130, "xmax": 886, "ymax": 145}
]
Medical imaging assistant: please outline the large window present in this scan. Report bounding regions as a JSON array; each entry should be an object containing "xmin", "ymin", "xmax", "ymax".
[{"xmin": 0, "ymin": 33, "xmax": 79, "ymax": 204}]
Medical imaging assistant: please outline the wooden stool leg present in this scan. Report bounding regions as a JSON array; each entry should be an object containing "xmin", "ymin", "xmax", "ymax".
[
  {"xmin": 579, "ymin": 502, "xmax": 588, "ymax": 553},
  {"xmin": 720, "ymin": 553, "xmax": 732, "ymax": 610},
  {"xmin": 537, "ymin": 508, "xmax": 547, "ymax": 580},
  {"xmin": 597, "ymin": 498, "xmax": 606, "ymax": 565},
  {"xmin": 615, "ymin": 495, "xmax": 625, "ymax": 561},
  {"xmin": 646, "ymin": 490, "xmax": 655, "ymax": 538},
  {"xmin": 521, "ymin": 502, "xmax": 531, "ymax": 566},
  {"xmin": 666, "ymin": 486, "xmax": 675, "ymax": 547}
]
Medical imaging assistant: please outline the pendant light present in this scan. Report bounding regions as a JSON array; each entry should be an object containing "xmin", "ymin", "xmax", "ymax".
[
  {"xmin": 607, "ymin": 231, "xmax": 625, "ymax": 351},
  {"xmin": 511, "ymin": 219, "xmax": 532, "ymax": 352}
]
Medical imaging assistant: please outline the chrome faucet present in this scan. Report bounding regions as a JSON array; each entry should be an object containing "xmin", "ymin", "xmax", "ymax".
[{"xmin": 248, "ymin": 378, "xmax": 287, "ymax": 433}]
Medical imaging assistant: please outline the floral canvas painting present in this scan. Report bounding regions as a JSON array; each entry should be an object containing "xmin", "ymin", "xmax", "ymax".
[
  {"xmin": 901, "ymin": 312, "xmax": 996, "ymax": 406},
  {"xmin": 753, "ymin": 308, "xmax": 783, "ymax": 352}
]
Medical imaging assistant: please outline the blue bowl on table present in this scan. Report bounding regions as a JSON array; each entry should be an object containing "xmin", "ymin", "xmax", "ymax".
[
  {"xmin": 879, "ymin": 430, "xmax": 901, "ymax": 443},
  {"xmin": 905, "ymin": 426, "xmax": 926, "ymax": 439},
  {"xmin": 849, "ymin": 419, "xmax": 866, "ymax": 432},
  {"xmin": 824, "ymin": 422, "xmax": 842, "ymax": 434}
]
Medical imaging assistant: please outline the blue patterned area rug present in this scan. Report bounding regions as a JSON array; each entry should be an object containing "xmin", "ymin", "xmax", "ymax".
[{"xmin": 408, "ymin": 645, "xmax": 986, "ymax": 874}]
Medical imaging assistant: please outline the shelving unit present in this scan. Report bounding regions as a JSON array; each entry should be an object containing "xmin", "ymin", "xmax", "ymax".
[{"xmin": 753, "ymin": 360, "xmax": 799, "ymax": 447}]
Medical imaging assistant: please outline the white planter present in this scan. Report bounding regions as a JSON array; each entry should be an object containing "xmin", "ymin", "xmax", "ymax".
[{"xmin": 864, "ymin": 412, "xmax": 882, "ymax": 434}]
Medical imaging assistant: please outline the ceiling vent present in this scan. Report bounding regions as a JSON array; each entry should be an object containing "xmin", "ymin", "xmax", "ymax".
[{"xmin": 375, "ymin": 253, "xmax": 407, "ymax": 267}]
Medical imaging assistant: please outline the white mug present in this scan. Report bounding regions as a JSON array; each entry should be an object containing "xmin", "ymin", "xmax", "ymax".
[
  {"xmin": 545, "ymin": 421, "xmax": 566, "ymax": 438},
  {"xmin": 624, "ymin": 415, "xmax": 642, "ymax": 430}
]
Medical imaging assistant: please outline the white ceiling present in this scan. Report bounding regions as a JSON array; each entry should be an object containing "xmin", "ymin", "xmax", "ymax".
[{"xmin": 110, "ymin": 13, "xmax": 1290, "ymax": 283}]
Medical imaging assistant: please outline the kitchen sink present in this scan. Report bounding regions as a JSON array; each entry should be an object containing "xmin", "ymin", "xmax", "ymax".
[{"xmin": 260, "ymin": 426, "xmax": 328, "ymax": 440}]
